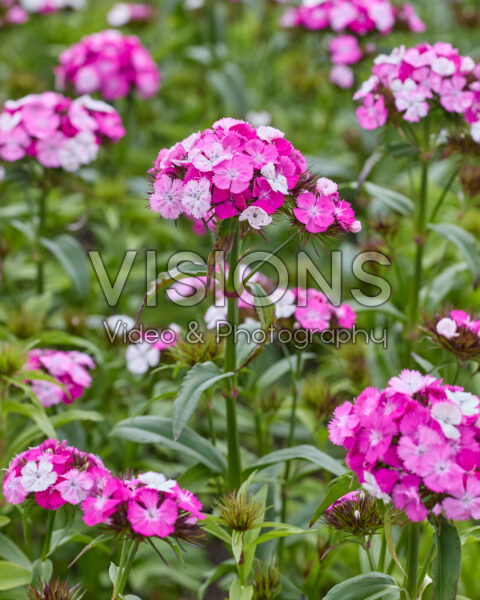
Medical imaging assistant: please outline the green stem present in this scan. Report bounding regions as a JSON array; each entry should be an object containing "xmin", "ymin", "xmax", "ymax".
[
  {"xmin": 111, "ymin": 539, "xmax": 139, "ymax": 600},
  {"xmin": 429, "ymin": 164, "xmax": 461, "ymax": 223},
  {"xmin": 224, "ymin": 227, "xmax": 242, "ymax": 490},
  {"xmin": 407, "ymin": 160, "xmax": 429, "ymax": 355},
  {"xmin": 378, "ymin": 530, "xmax": 387, "ymax": 573},
  {"xmin": 279, "ymin": 350, "xmax": 302, "ymax": 561},
  {"xmin": 254, "ymin": 407, "xmax": 264, "ymax": 456},
  {"xmin": 404, "ymin": 523, "xmax": 420, "ymax": 600},
  {"xmin": 365, "ymin": 542, "xmax": 376, "ymax": 572},
  {"xmin": 40, "ymin": 510, "xmax": 55, "ymax": 561},
  {"xmin": 36, "ymin": 189, "xmax": 48, "ymax": 295}
]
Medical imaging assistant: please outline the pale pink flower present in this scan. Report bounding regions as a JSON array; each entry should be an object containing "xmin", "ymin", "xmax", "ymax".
[
  {"xmin": 56, "ymin": 469, "xmax": 94, "ymax": 504},
  {"xmin": 181, "ymin": 178, "xmax": 212, "ymax": 219},
  {"xmin": 150, "ymin": 175, "xmax": 184, "ymax": 219},
  {"xmin": 212, "ymin": 156, "xmax": 253, "ymax": 193}
]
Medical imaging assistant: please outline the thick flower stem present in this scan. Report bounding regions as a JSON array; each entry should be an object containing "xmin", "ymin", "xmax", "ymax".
[
  {"xmin": 224, "ymin": 228, "xmax": 242, "ymax": 490},
  {"xmin": 111, "ymin": 538, "xmax": 139, "ymax": 600},
  {"xmin": 407, "ymin": 160, "xmax": 429, "ymax": 354},
  {"xmin": 405, "ymin": 522, "xmax": 420, "ymax": 600}
]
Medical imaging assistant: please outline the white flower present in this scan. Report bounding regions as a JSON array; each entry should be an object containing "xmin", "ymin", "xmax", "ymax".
[
  {"xmin": 436, "ymin": 317, "xmax": 458, "ymax": 340},
  {"xmin": 21, "ymin": 459, "xmax": 57, "ymax": 492},
  {"xmin": 256, "ymin": 126, "xmax": 284, "ymax": 142},
  {"xmin": 275, "ymin": 288, "xmax": 296, "ymax": 319},
  {"xmin": 446, "ymin": 390, "xmax": 480, "ymax": 417},
  {"xmin": 353, "ymin": 75, "xmax": 379, "ymax": 101},
  {"xmin": 107, "ymin": 2, "xmax": 131, "ymax": 26},
  {"xmin": 75, "ymin": 95, "xmax": 115, "ymax": 114},
  {"xmin": 19, "ymin": 0, "xmax": 43, "ymax": 12},
  {"xmin": 204, "ymin": 305, "xmax": 228, "ymax": 330},
  {"xmin": 431, "ymin": 402, "xmax": 462, "ymax": 440},
  {"xmin": 238, "ymin": 206, "xmax": 272, "ymax": 230},
  {"xmin": 260, "ymin": 163, "xmax": 289, "ymax": 195},
  {"xmin": 184, "ymin": 0, "xmax": 204, "ymax": 9},
  {"xmin": 125, "ymin": 341, "xmax": 160, "ymax": 374},
  {"xmin": 471, "ymin": 121, "xmax": 480, "ymax": 144},
  {"xmin": 105, "ymin": 314, "xmax": 135, "ymax": 337},
  {"xmin": 431, "ymin": 57, "xmax": 456, "ymax": 76},
  {"xmin": 139, "ymin": 472, "xmax": 177, "ymax": 492},
  {"xmin": 316, "ymin": 177, "xmax": 337, "ymax": 196},
  {"xmin": 361, "ymin": 472, "xmax": 391, "ymax": 503},
  {"xmin": 246, "ymin": 110, "xmax": 271, "ymax": 127}
]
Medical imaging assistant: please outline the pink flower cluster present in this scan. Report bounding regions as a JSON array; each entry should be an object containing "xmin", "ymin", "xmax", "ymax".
[
  {"xmin": 281, "ymin": 1, "xmax": 425, "ymax": 88},
  {"xmin": 436, "ymin": 309, "xmax": 480, "ymax": 340},
  {"xmin": 107, "ymin": 2, "xmax": 154, "ymax": 26},
  {"xmin": 148, "ymin": 118, "xmax": 308, "ymax": 230},
  {"xmin": 355, "ymin": 42, "xmax": 480, "ymax": 138},
  {"xmin": 282, "ymin": 0, "xmax": 424, "ymax": 34},
  {"xmin": 3, "ymin": 439, "xmax": 205, "ymax": 539},
  {"xmin": 26, "ymin": 349, "xmax": 95, "ymax": 408},
  {"xmin": 148, "ymin": 118, "xmax": 360, "ymax": 234},
  {"xmin": 293, "ymin": 177, "xmax": 361, "ymax": 234},
  {"xmin": 290, "ymin": 288, "xmax": 357, "ymax": 331},
  {"xmin": 329, "ymin": 370, "xmax": 480, "ymax": 521},
  {"xmin": 55, "ymin": 30, "xmax": 160, "ymax": 101},
  {"xmin": 0, "ymin": 92, "xmax": 124, "ymax": 170},
  {"xmin": 0, "ymin": 0, "xmax": 83, "ymax": 28}
]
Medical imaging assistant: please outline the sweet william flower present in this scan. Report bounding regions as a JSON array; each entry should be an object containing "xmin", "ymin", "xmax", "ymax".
[
  {"xmin": 212, "ymin": 155, "xmax": 254, "ymax": 193},
  {"xmin": 21, "ymin": 459, "xmax": 57, "ymax": 493},
  {"xmin": 238, "ymin": 206, "xmax": 272, "ymax": 229},
  {"xmin": 127, "ymin": 489, "xmax": 178, "ymax": 537},
  {"xmin": 293, "ymin": 192, "xmax": 335, "ymax": 233},
  {"xmin": 436, "ymin": 317, "xmax": 458, "ymax": 339},
  {"xmin": 150, "ymin": 175, "xmax": 184, "ymax": 219},
  {"xmin": 356, "ymin": 94, "xmax": 388, "ymax": 130}
]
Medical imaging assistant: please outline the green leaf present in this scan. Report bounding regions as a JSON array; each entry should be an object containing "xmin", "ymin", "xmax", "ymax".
[
  {"xmin": 431, "ymin": 517, "xmax": 461, "ymax": 600},
  {"xmin": 0, "ymin": 534, "xmax": 32, "ymax": 569},
  {"xmin": 232, "ymin": 530, "xmax": 243, "ymax": 564},
  {"xmin": 243, "ymin": 525, "xmax": 308, "ymax": 549},
  {"xmin": 245, "ymin": 282, "xmax": 275, "ymax": 333},
  {"xmin": 31, "ymin": 559, "xmax": 53, "ymax": 585},
  {"xmin": 257, "ymin": 353, "xmax": 316, "ymax": 391},
  {"xmin": 229, "ymin": 578, "xmax": 253, "ymax": 600},
  {"xmin": 112, "ymin": 416, "xmax": 226, "ymax": 473},
  {"xmin": 323, "ymin": 572, "xmax": 401, "ymax": 600},
  {"xmin": 173, "ymin": 362, "xmax": 234, "ymax": 440},
  {"xmin": 428, "ymin": 223, "xmax": 480, "ymax": 282},
  {"xmin": 310, "ymin": 473, "xmax": 356, "ymax": 526},
  {"xmin": 40, "ymin": 234, "xmax": 90, "ymax": 297},
  {"xmin": 460, "ymin": 525, "xmax": 480, "ymax": 545},
  {"xmin": 109, "ymin": 563, "xmax": 119, "ymax": 586},
  {"xmin": 201, "ymin": 516, "xmax": 232, "ymax": 545},
  {"xmin": 0, "ymin": 561, "xmax": 31, "ymax": 591},
  {"xmin": 0, "ymin": 518, "xmax": 10, "ymax": 529},
  {"xmin": 362, "ymin": 182, "xmax": 414, "ymax": 216},
  {"xmin": 245, "ymin": 445, "xmax": 346, "ymax": 477}
]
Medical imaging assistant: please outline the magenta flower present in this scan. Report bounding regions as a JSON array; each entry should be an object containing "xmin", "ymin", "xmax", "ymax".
[
  {"xmin": 212, "ymin": 155, "xmax": 254, "ymax": 194},
  {"xmin": 356, "ymin": 94, "xmax": 388, "ymax": 130},
  {"xmin": 329, "ymin": 373, "xmax": 480, "ymax": 521},
  {"xmin": 329, "ymin": 35, "xmax": 362, "ymax": 65},
  {"xmin": 127, "ymin": 489, "xmax": 178, "ymax": 537},
  {"xmin": 293, "ymin": 192, "xmax": 335, "ymax": 233}
]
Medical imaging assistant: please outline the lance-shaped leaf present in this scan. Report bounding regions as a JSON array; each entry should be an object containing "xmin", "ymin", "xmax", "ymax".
[
  {"xmin": 428, "ymin": 223, "xmax": 480, "ymax": 283},
  {"xmin": 245, "ymin": 445, "xmax": 346, "ymax": 477},
  {"xmin": 432, "ymin": 517, "xmax": 461, "ymax": 600},
  {"xmin": 323, "ymin": 572, "xmax": 401, "ymax": 600},
  {"xmin": 173, "ymin": 362, "xmax": 234, "ymax": 439}
]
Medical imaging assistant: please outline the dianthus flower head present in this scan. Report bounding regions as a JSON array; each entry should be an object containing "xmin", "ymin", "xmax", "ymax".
[
  {"xmin": 2, "ymin": 441, "xmax": 205, "ymax": 543},
  {"xmin": 25, "ymin": 348, "xmax": 95, "ymax": 407},
  {"xmin": 328, "ymin": 371, "xmax": 480, "ymax": 522},
  {"xmin": 55, "ymin": 30, "xmax": 160, "ymax": 101},
  {"xmin": 355, "ymin": 42, "xmax": 480, "ymax": 147},
  {"xmin": 280, "ymin": 0, "xmax": 425, "ymax": 88},
  {"xmin": 0, "ymin": 92, "xmax": 124, "ymax": 170},
  {"xmin": 147, "ymin": 118, "xmax": 360, "ymax": 238},
  {"xmin": 424, "ymin": 309, "xmax": 480, "ymax": 364}
]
